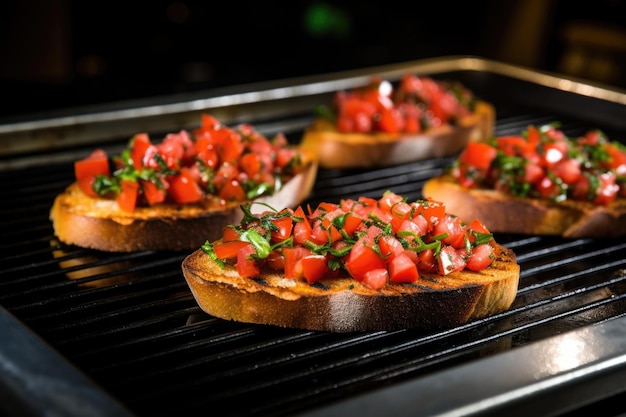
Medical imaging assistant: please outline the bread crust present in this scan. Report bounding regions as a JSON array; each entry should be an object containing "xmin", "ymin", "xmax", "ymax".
[
  {"xmin": 181, "ymin": 242, "xmax": 519, "ymax": 332},
  {"xmin": 300, "ymin": 101, "xmax": 494, "ymax": 169},
  {"xmin": 423, "ymin": 174, "xmax": 626, "ymax": 238},
  {"xmin": 50, "ymin": 159, "xmax": 318, "ymax": 252}
]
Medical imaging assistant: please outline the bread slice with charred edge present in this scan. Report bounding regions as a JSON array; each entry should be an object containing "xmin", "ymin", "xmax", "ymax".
[
  {"xmin": 181, "ymin": 241, "xmax": 519, "ymax": 332},
  {"xmin": 422, "ymin": 174, "xmax": 626, "ymax": 238},
  {"xmin": 300, "ymin": 101, "xmax": 495, "ymax": 169},
  {"xmin": 50, "ymin": 156, "xmax": 318, "ymax": 252}
]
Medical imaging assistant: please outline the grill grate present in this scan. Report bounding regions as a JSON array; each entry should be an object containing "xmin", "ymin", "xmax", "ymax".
[{"xmin": 2, "ymin": 69, "xmax": 626, "ymax": 417}]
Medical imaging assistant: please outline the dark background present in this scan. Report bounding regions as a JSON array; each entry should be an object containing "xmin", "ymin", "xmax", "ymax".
[{"xmin": 2, "ymin": 0, "xmax": 625, "ymax": 119}]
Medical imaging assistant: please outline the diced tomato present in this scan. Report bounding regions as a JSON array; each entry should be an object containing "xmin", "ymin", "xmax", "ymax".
[
  {"xmin": 199, "ymin": 113, "xmax": 221, "ymax": 130},
  {"xmin": 141, "ymin": 179, "xmax": 167, "ymax": 205},
  {"xmin": 361, "ymin": 268, "xmax": 388, "ymax": 290},
  {"xmin": 389, "ymin": 201, "xmax": 412, "ymax": 233},
  {"xmin": 275, "ymin": 148, "xmax": 298, "ymax": 169},
  {"xmin": 428, "ymin": 91, "xmax": 458, "ymax": 124},
  {"xmin": 157, "ymin": 133, "xmax": 186, "ymax": 170},
  {"xmin": 398, "ymin": 102, "xmax": 422, "ymax": 133},
  {"xmin": 212, "ymin": 163, "xmax": 239, "ymax": 190},
  {"xmin": 433, "ymin": 214, "xmax": 465, "ymax": 246},
  {"xmin": 236, "ymin": 244, "xmax": 259, "ymax": 278},
  {"xmin": 300, "ymin": 255, "xmax": 329, "ymax": 283},
  {"xmin": 539, "ymin": 142, "xmax": 567, "ymax": 167},
  {"xmin": 117, "ymin": 179, "xmax": 139, "ymax": 212},
  {"xmin": 378, "ymin": 235, "xmax": 404, "ymax": 259},
  {"xmin": 248, "ymin": 134, "xmax": 273, "ymax": 154},
  {"xmin": 416, "ymin": 249, "xmax": 438, "ymax": 273},
  {"xmin": 168, "ymin": 168, "xmax": 203, "ymax": 203},
  {"xmin": 536, "ymin": 176, "xmax": 563, "ymax": 200},
  {"xmin": 438, "ymin": 246, "xmax": 466, "ymax": 275},
  {"xmin": 74, "ymin": 149, "xmax": 111, "ymax": 180},
  {"xmin": 130, "ymin": 133, "xmax": 151, "ymax": 170},
  {"xmin": 77, "ymin": 177, "xmax": 100, "ymax": 198},
  {"xmin": 459, "ymin": 142, "xmax": 497, "ymax": 171},
  {"xmin": 397, "ymin": 219, "xmax": 427, "ymax": 241},
  {"xmin": 594, "ymin": 172, "xmax": 619, "ymax": 205},
  {"xmin": 222, "ymin": 226, "xmax": 240, "ymax": 242},
  {"xmin": 213, "ymin": 240, "xmax": 251, "ymax": 259},
  {"xmin": 415, "ymin": 199, "xmax": 446, "ymax": 228},
  {"xmin": 309, "ymin": 221, "xmax": 330, "ymax": 245},
  {"xmin": 283, "ymin": 247, "xmax": 312, "ymax": 279},
  {"xmin": 217, "ymin": 129, "xmax": 245, "ymax": 163},
  {"xmin": 293, "ymin": 206, "xmax": 313, "ymax": 245},
  {"xmin": 343, "ymin": 239, "xmax": 386, "ymax": 281},
  {"xmin": 467, "ymin": 218, "xmax": 490, "ymax": 236},
  {"xmin": 526, "ymin": 124, "xmax": 542, "ymax": 147},
  {"xmin": 552, "ymin": 158, "xmax": 581, "ymax": 184},
  {"xmin": 317, "ymin": 201, "xmax": 340, "ymax": 213},
  {"xmin": 266, "ymin": 250, "xmax": 285, "ymax": 270},
  {"xmin": 270, "ymin": 216, "xmax": 294, "ymax": 243},
  {"xmin": 388, "ymin": 253, "xmax": 419, "ymax": 283},
  {"xmin": 524, "ymin": 163, "xmax": 544, "ymax": 184},
  {"xmin": 195, "ymin": 135, "xmax": 220, "ymax": 168},
  {"xmin": 379, "ymin": 191, "xmax": 404, "ymax": 212},
  {"xmin": 321, "ymin": 217, "xmax": 343, "ymax": 243},
  {"xmin": 218, "ymin": 179, "xmax": 246, "ymax": 202},
  {"xmin": 602, "ymin": 143, "xmax": 626, "ymax": 174},
  {"xmin": 376, "ymin": 107, "xmax": 403, "ymax": 133},
  {"xmin": 342, "ymin": 213, "xmax": 364, "ymax": 236},
  {"xmin": 240, "ymin": 152, "xmax": 262, "ymax": 178},
  {"xmin": 75, "ymin": 149, "xmax": 110, "ymax": 196},
  {"xmin": 496, "ymin": 136, "xmax": 528, "ymax": 156},
  {"xmin": 466, "ymin": 244, "xmax": 494, "ymax": 271}
]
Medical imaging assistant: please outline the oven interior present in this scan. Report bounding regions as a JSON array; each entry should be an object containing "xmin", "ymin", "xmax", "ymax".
[{"xmin": 1, "ymin": 57, "xmax": 626, "ymax": 417}]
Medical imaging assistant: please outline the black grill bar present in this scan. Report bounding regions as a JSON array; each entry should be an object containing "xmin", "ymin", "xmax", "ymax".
[{"xmin": 2, "ymin": 59, "xmax": 626, "ymax": 417}]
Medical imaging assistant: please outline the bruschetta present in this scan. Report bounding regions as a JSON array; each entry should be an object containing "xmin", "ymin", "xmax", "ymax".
[
  {"xmin": 300, "ymin": 73, "xmax": 495, "ymax": 169},
  {"xmin": 181, "ymin": 191, "xmax": 520, "ymax": 332},
  {"xmin": 50, "ymin": 114, "xmax": 318, "ymax": 252},
  {"xmin": 423, "ymin": 123, "xmax": 626, "ymax": 238}
]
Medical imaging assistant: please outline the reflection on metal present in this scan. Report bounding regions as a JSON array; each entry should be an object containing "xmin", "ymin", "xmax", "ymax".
[
  {"xmin": 296, "ymin": 316, "xmax": 626, "ymax": 417},
  {"xmin": 1, "ymin": 56, "xmax": 625, "ymax": 161},
  {"xmin": 0, "ymin": 306, "xmax": 136, "ymax": 417}
]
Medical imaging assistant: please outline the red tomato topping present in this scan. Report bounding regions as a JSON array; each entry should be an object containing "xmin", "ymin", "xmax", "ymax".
[
  {"xmin": 325, "ymin": 74, "xmax": 477, "ymax": 135},
  {"xmin": 117, "ymin": 179, "xmax": 139, "ymax": 212},
  {"xmin": 201, "ymin": 191, "xmax": 498, "ymax": 290},
  {"xmin": 451, "ymin": 124, "xmax": 626, "ymax": 205},
  {"xmin": 72, "ymin": 114, "xmax": 307, "ymax": 212},
  {"xmin": 388, "ymin": 253, "xmax": 419, "ymax": 283},
  {"xmin": 75, "ymin": 149, "xmax": 110, "ymax": 197}
]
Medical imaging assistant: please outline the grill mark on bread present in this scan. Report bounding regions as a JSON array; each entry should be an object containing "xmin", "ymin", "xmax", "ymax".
[{"xmin": 182, "ymin": 243, "xmax": 520, "ymax": 331}]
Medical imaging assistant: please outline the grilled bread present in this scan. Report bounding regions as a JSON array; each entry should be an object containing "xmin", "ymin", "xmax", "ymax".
[
  {"xmin": 181, "ymin": 191, "xmax": 520, "ymax": 332},
  {"xmin": 50, "ymin": 163, "xmax": 317, "ymax": 252},
  {"xmin": 422, "ymin": 124, "xmax": 626, "ymax": 238},
  {"xmin": 299, "ymin": 74, "xmax": 495, "ymax": 169},
  {"xmin": 423, "ymin": 174, "xmax": 626, "ymax": 238},
  {"xmin": 182, "ymin": 242, "xmax": 518, "ymax": 332},
  {"xmin": 50, "ymin": 114, "xmax": 318, "ymax": 252},
  {"xmin": 301, "ymin": 101, "xmax": 494, "ymax": 169}
]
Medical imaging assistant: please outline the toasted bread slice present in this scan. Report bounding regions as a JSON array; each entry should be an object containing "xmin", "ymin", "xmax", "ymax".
[
  {"xmin": 300, "ymin": 101, "xmax": 494, "ymax": 169},
  {"xmin": 181, "ymin": 241, "xmax": 519, "ymax": 332},
  {"xmin": 423, "ymin": 174, "xmax": 626, "ymax": 238},
  {"xmin": 50, "ymin": 158, "xmax": 318, "ymax": 252}
]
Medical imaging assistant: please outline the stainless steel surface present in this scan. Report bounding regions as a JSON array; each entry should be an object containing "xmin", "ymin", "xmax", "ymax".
[
  {"xmin": 2, "ymin": 55, "xmax": 625, "ymax": 169},
  {"xmin": 296, "ymin": 316, "xmax": 626, "ymax": 417}
]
